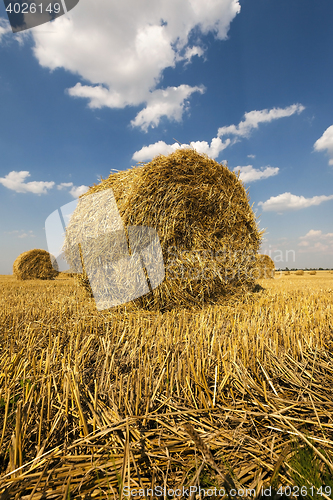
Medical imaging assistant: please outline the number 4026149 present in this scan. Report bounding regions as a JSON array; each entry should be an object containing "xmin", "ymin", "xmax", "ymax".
[{"xmin": 6, "ymin": 3, "xmax": 61, "ymax": 14}]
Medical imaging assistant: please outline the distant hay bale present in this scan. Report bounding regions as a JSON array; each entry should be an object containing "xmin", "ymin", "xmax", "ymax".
[
  {"xmin": 309, "ymin": 270, "xmax": 316, "ymax": 275},
  {"xmin": 13, "ymin": 249, "xmax": 59, "ymax": 280},
  {"xmin": 295, "ymin": 270, "xmax": 304, "ymax": 275},
  {"xmin": 253, "ymin": 254, "xmax": 275, "ymax": 279},
  {"xmin": 64, "ymin": 148, "xmax": 262, "ymax": 311},
  {"xmin": 284, "ymin": 271, "xmax": 291, "ymax": 275},
  {"xmin": 56, "ymin": 271, "xmax": 76, "ymax": 279}
]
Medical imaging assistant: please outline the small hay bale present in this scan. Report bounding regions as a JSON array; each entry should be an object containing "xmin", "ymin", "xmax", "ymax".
[
  {"xmin": 309, "ymin": 270, "xmax": 316, "ymax": 275},
  {"xmin": 284, "ymin": 271, "xmax": 291, "ymax": 275},
  {"xmin": 295, "ymin": 270, "xmax": 304, "ymax": 275},
  {"xmin": 64, "ymin": 148, "xmax": 262, "ymax": 311},
  {"xmin": 56, "ymin": 271, "xmax": 76, "ymax": 279},
  {"xmin": 13, "ymin": 249, "xmax": 59, "ymax": 280},
  {"xmin": 253, "ymin": 254, "xmax": 275, "ymax": 279}
]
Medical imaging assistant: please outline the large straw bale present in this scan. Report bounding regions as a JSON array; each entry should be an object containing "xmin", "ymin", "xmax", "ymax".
[
  {"xmin": 64, "ymin": 149, "xmax": 263, "ymax": 311},
  {"xmin": 13, "ymin": 249, "xmax": 59, "ymax": 280},
  {"xmin": 253, "ymin": 254, "xmax": 275, "ymax": 279}
]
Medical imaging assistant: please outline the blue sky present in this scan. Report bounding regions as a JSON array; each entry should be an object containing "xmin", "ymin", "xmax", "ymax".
[{"xmin": 1, "ymin": 0, "xmax": 333, "ymax": 274}]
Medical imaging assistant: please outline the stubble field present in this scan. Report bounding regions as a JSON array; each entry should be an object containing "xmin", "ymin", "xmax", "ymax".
[{"xmin": 0, "ymin": 271, "xmax": 333, "ymax": 499}]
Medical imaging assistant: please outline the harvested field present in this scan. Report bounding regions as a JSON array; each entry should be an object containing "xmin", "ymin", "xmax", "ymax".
[{"xmin": 0, "ymin": 272, "xmax": 333, "ymax": 498}]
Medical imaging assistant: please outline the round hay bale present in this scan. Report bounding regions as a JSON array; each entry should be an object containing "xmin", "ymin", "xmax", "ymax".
[
  {"xmin": 13, "ymin": 249, "xmax": 59, "ymax": 280},
  {"xmin": 253, "ymin": 254, "xmax": 275, "ymax": 279},
  {"xmin": 295, "ymin": 270, "xmax": 304, "ymax": 275},
  {"xmin": 64, "ymin": 148, "xmax": 262, "ymax": 311},
  {"xmin": 56, "ymin": 271, "xmax": 76, "ymax": 279},
  {"xmin": 309, "ymin": 270, "xmax": 316, "ymax": 275}
]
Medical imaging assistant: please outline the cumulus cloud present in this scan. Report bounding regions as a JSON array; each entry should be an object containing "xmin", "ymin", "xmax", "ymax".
[
  {"xmin": 25, "ymin": 0, "xmax": 241, "ymax": 130},
  {"xmin": 5, "ymin": 229, "xmax": 36, "ymax": 238},
  {"xmin": 298, "ymin": 240, "xmax": 309, "ymax": 247},
  {"xmin": 233, "ymin": 165, "xmax": 279, "ymax": 183},
  {"xmin": 189, "ymin": 137, "xmax": 231, "ymax": 158},
  {"xmin": 57, "ymin": 182, "xmax": 74, "ymax": 190},
  {"xmin": 314, "ymin": 125, "xmax": 333, "ymax": 166},
  {"xmin": 258, "ymin": 192, "xmax": 333, "ymax": 212},
  {"xmin": 0, "ymin": 17, "xmax": 30, "ymax": 45},
  {"xmin": 0, "ymin": 171, "xmax": 55, "ymax": 194},
  {"xmin": 183, "ymin": 45, "xmax": 205, "ymax": 62},
  {"xmin": 298, "ymin": 230, "xmax": 333, "ymax": 254},
  {"xmin": 0, "ymin": 18, "xmax": 11, "ymax": 41},
  {"xmin": 69, "ymin": 185, "xmax": 89, "ymax": 198},
  {"xmin": 132, "ymin": 141, "xmax": 181, "ymax": 162},
  {"xmin": 133, "ymin": 103, "xmax": 304, "ymax": 160},
  {"xmin": 132, "ymin": 136, "xmax": 231, "ymax": 162},
  {"xmin": 0, "ymin": 171, "xmax": 88, "ymax": 198},
  {"xmin": 217, "ymin": 104, "xmax": 305, "ymax": 140},
  {"xmin": 300, "ymin": 229, "xmax": 333, "ymax": 240},
  {"xmin": 56, "ymin": 181, "xmax": 89, "ymax": 197},
  {"xmin": 130, "ymin": 85, "xmax": 205, "ymax": 132}
]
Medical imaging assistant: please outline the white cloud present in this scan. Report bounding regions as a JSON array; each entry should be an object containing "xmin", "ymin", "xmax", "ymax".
[
  {"xmin": 130, "ymin": 85, "xmax": 205, "ymax": 132},
  {"xmin": 258, "ymin": 192, "xmax": 333, "ymax": 212},
  {"xmin": 233, "ymin": 164, "xmax": 279, "ymax": 183},
  {"xmin": 298, "ymin": 230, "xmax": 333, "ymax": 254},
  {"xmin": 217, "ymin": 104, "xmax": 305, "ymax": 139},
  {"xmin": 18, "ymin": 231, "xmax": 35, "ymax": 239},
  {"xmin": 189, "ymin": 137, "xmax": 231, "ymax": 158},
  {"xmin": 247, "ymin": 154, "xmax": 256, "ymax": 159},
  {"xmin": 133, "ymin": 103, "xmax": 305, "ymax": 160},
  {"xmin": 0, "ymin": 171, "xmax": 87, "ymax": 198},
  {"xmin": 132, "ymin": 136, "xmax": 230, "ymax": 162},
  {"xmin": 183, "ymin": 45, "xmax": 205, "ymax": 62},
  {"xmin": 0, "ymin": 171, "xmax": 55, "ymax": 194},
  {"xmin": 57, "ymin": 182, "xmax": 74, "ymax": 190},
  {"xmin": 0, "ymin": 18, "xmax": 11, "ymax": 41},
  {"xmin": 0, "ymin": 17, "xmax": 30, "ymax": 45},
  {"xmin": 26, "ymin": 0, "xmax": 241, "ymax": 130},
  {"xmin": 132, "ymin": 141, "xmax": 181, "ymax": 162},
  {"xmin": 69, "ymin": 185, "xmax": 89, "ymax": 198},
  {"xmin": 5, "ymin": 230, "xmax": 35, "ymax": 238},
  {"xmin": 57, "ymin": 181, "xmax": 89, "ymax": 197},
  {"xmin": 300, "ymin": 229, "xmax": 333, "ymax": 240},
  {"xmin": 314, "ymin": 125, "xmax": 333, "ymax": 166}
]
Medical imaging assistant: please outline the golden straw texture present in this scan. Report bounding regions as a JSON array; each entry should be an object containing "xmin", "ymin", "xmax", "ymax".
[
  {"xmin": 13, "ymin": 249, "xmax": 59, "ymax": 280},
  {"xmin": 65, "ymin": 148, "xmax": 263, "ymax": 311},
  {"xmin": 254, "ymin": 254, "xmax": 275, "ymax": 279}
]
